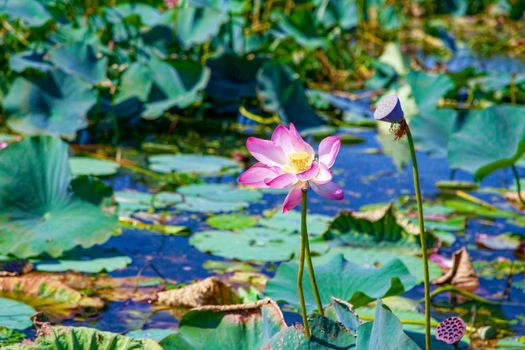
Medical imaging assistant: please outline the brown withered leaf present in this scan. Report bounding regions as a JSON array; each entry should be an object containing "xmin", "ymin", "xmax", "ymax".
[
  {"xmin": 0, "ymin": 273, "xmax": 103, "ymax": 321},
  {"xmin": 433, "ymin": 247, "xmax": 479, "ymax": 292},
  {"xmin": 157, "ymin": 277, "xmax": 239, "ymax": 308}
]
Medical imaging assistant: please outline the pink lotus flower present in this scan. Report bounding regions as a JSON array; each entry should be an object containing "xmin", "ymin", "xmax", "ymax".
[{"xmin": 238, "ymin": 123, "xmax": 344, "ymax": 213}]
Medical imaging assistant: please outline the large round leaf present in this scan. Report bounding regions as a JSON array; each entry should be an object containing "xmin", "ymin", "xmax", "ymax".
[
  {"xmin": 3, "ymin": 70, "xmax": 97, "ymax": 139},
  {"xmin": 448, "ymin": 105, "xmax": 525, "ymax": 180},
  {"xmin": 265, "ymin": 254, "xmax": 416, "ymax": 310},
  {"xmin": 406, "ymin": 71, "xmax": 454, "ymax": 113},
  {"xmin": 0, "ymin": 136, "xmax": 118, "ymax": 258}
]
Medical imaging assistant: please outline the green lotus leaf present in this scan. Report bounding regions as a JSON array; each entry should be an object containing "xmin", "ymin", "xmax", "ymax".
[
  {"xmin": 9, "ymin": 51, "xmax": 53, "ymax": 73},
  {"xmin": 160, "ymin": 299, "xmax": 287, "ymax": 350},
  {"xmin": 410, "ymin": 109, "xmax": 459, "ymax": 158},
  {"xmin": 207, "ymin": 214, "xmax": 258, "ymax": 230},
  {"xmin": 115, "ymin": 62, "xmax": 153, "ymax": 103},
  {"xmin": 143, "ymin": 58, "xmax": 210, "ymax": 119},
  {"xmin": 257, "ymin": 62, "xmax": 323, "ymax": 129},
  {"xmin": 356, "ymin": 300, "xmax": 420, "ymax": 349},
  {"xmin": 174, "ymin": 183, "xmax": 259, "ymax": 213},
  {"xmin": 265, "ymin": 254, "xmax": 416, "ymax": 310},
  {"xmin": 69, "ymin": 157, "xmax": 120, "ymax": 177},
  {"xmin": 48, "ymin": 42, "xmax": 108, "ymax": 84},
  {"xmin": 0, "ymin": 0, "xmax": 51, "ymax": 27},
  {"xmin": 0, "ymin": 136, "xmax": 118, "ymax": 258},
  {"xmin": 126, "ymin": 328, "xmax": 174, "ymax": 342},
  {"xmin": 0, "ymin": 298, "xmax": 35, "ymax": 330},
  {"xmin": 317, "ymin": 0, "xmax": 358, "ymax": 30},
  {"xmin": 149, "ymin": 154, "xmax": 239, "ymax": 175},
  {"xmin": 273, "ymin": 9, "xmax": 327, "ymax": 50},
  {"xmin": 190, "ymin": 228, "xmax": 299, "ymax": 262},
  {"xmin": 448, "ymin": 105, "xmax": 525, "ymax": 180},
  {"xmin": 407, "ymin": 71, "xmax": 454, "ymax": 113},
  {"xmin": 258, "ymin": 211, "xmax": 333, "ymax": 236},
  {"xmin": 6, "ymin": 326, "xmax": 162, "ymax": 350},
  {"xmin": 323, "ymin": 203, "xmax": 431, "ymax": 250},
  {"xmin": 174, "ymin": 5, "xmax": 227, "ymax": 49},
  {"xmin": 3, "ymin": 70, "xmax": 97, "ymax": 139},
  {"xmin": 318, "ymin": 248, "xmax": 441, "ymax": 284},
  {"xmin": 32, "ymin": 248, "xmax": 131, "ymax": 273},
  {"xmin": 112, "ymin": 3, "xmax": 164, "ymax": 26},
  {"xmin": 206, "ymin": 54, "xmax": 264, "ymax": 102}
]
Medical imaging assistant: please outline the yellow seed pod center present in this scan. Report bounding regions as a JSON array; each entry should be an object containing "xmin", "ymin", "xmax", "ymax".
[{"xmin": 286, "ymin": 151, "xmax": 312, "ymax": 173}]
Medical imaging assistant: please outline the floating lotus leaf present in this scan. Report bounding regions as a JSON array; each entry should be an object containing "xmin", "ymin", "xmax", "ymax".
[
  {"xmin": 48, "ymin": 42, "xmax": 108, "ymax": 84},
  {"xmin": 265, "ymin": 254, "xmax": 416, "ymax": 310},
  {"xmin": 0, "ymin": 298, "xmax": 35, "ymax": 330},
  {"xmin": 448, "ymin": 105, "xmax": 525, "ymax": 180},
  {"xmin": 3, "ymin": 70, "xmax": 97, "ymax": 139},
  {"xmin": 190, "ymin": 228, "xmax": 299, "ymax": 262},
  {"xmin": 69, "ymin": 157, "xmax": 120, "ymax": 177},
  {"xmin": 257, "ymin": 62, "xmax": 323, "ymax": 129},
  {"xmin": 0, "ymin": 136, "xmax": 118, "ymax": 258},
  {"xmin": 0, "ymin": 0, "xmax": 51, "ymax": 27},
  {"xmin": 207, "ymin": 214, "xmax": 258, "ymax": 230},
  {"xmin": 258, "ymin": 211, "xmax": 332, "ymax": 236},
  {"xmin": 149, "ymin": 154, "xmax": 239, "ymax": 175},
  {"xmin": 7, "ymin": 325, "xmax": 162, "ymax": 350},
  {"xmin": 32, "ymin": 248, "xmax": 131, "ymax": 273},
  {"xmin": 175, "ymin": 183, "xmax": 260, "ymax": 213}
]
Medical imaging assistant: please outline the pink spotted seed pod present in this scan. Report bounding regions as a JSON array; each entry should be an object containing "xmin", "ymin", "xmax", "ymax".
[{"xmin": 435, "ymin": 316, "xmax": 466, "ymax": 345}]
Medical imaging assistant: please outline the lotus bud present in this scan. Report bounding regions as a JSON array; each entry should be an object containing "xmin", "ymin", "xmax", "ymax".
[
  {"xmin": 373, "ymin": 94, "xmax": 408, "ymax": 139},
  {"xmin": 436, "ymin": 316, "xmax": 466, "ymax": 346}
]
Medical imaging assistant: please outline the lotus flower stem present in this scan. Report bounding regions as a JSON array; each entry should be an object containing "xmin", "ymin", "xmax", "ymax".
[
  {"xmin": 302, "ymin": 189, "xmax": 324, "ymax": 315},
  {"xmin": 297, "ymin": 209, "xmax": 311, "ymax": 338},
  {"xmin": 406, "ymin": 126, "xmax": 432, "ymax": 350},
  {"xmin": 511, "ymin": 165, "xmax": 525, "ymax": 207}
]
